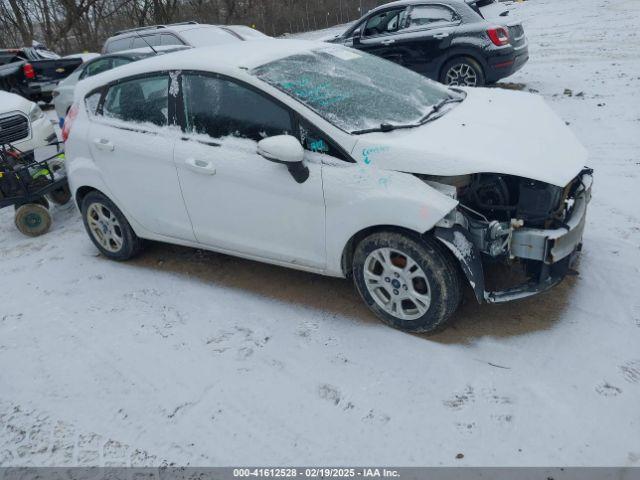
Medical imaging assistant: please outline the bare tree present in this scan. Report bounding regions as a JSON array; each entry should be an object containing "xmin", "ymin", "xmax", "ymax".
[{"xmin": 0, "ymin": 0, "xmax": 389, "ymax": 53}]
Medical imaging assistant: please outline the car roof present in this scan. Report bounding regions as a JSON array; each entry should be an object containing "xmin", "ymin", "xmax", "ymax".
[
  {"xmin": 221, "ymin": 25, "xmax": 270, "ymax": 39},
  {"xmin": 109, "ymin": 22, "xmax": 227, "ymax": 39},
  {"xmin": 367, "ymin": 0, "xmax": 469, "ymax": 13},
  {"xmin": 77, "ymin": 39, "xmax": 326, "ymax": 95}
]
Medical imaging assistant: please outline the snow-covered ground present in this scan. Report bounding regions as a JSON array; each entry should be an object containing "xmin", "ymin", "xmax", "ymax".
[{"xmin": 2, "ymin": 0, "xmax": 640, "ymax": 467}]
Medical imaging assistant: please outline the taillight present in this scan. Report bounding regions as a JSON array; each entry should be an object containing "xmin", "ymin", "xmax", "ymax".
[
  {"xmin": 23, "ymin": 63, "xmax": 35, "ymax": 79},
  {"xmin": 62, "ymin": 103, "xmax": 79, "ymax": 142},
  {"xmin": 487, "ymin": 27, "xmax": 510, "ymax": 46}
]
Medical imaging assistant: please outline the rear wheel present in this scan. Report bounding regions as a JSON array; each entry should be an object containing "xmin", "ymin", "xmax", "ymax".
[
  {"xmin": 14, "ymin": 203, "xmax": 52, "ymax": 237},
  {"xmin": 352, "ymin": 232, "xmax": 462, "ymax": 333},
  {"xmin": 440, "ymin": 57, "xmax": 485, "ymax": 87},
  {"xmin": 81, "ymin": 191, "xmax": 143, "ymax": 260}
]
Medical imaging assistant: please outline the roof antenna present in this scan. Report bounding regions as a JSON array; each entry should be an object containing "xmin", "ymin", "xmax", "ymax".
[{"xmin": 134, "ymin": 31, "xmax": 158, "ymax": 55}]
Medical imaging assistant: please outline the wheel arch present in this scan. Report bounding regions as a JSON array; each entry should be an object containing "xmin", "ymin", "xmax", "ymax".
[
  {"xmin": 438, "ymin": 51, "xmax": 487, "ymax": 83},
  {"xmin": 341, "ymin": 225, "xmax": 459, "ymax": 278},
  {"xmin": 74, "ymin": 185, "xmax": 102, "ymax": 209}
]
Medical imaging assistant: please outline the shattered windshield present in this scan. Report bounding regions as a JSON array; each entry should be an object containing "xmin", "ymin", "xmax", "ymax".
[{"xmin": 252, "ymin": 46, "xmax": 452, "ymax": 133}]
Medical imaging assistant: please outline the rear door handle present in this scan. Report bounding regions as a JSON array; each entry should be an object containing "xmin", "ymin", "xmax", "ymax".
[
  {"xmin": 93, "ymin": 138, "xmax": 114, "ymax": 152},
  {"xmin": 381, "ymin": 39, "xmax": 395, "ymax": 45},
  {"xmin": 185, "ymin": 157, "xmax": 216, "ymax": 175},
  {"xmin": 433, "ymin": 32, "xmax": 450, "ymax": 39}
]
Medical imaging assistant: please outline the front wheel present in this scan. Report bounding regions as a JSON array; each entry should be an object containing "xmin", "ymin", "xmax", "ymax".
[
  {"xmin": 440, "ymin": 57, "xmax": 485, "ymax": 87},
  {"xmin": 352, "ymin": 232, "xmax": 462, "ymax": 333},
  {"xmin": 81, "ymin": 191, "xmax": 143, "ymax": 260}
]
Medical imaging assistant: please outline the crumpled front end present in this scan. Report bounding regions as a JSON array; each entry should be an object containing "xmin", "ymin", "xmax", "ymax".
[{"xmin": 429, "ymin": 168, "xmax": 593, "ymax": 303}]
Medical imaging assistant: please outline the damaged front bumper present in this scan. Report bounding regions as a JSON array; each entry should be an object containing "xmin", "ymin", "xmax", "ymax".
[{"xmin": 435, "ymin": 171, "xmax": 593, "ymax": 304}]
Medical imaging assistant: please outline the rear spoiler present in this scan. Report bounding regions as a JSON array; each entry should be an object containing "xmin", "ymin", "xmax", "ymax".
[{"xmin": 465, "ymin": 0, "xmax": 511, "ymax": 17}]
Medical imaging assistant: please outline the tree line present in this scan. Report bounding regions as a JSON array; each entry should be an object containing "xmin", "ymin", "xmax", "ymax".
[{"xmin": 0, "ymin": 0, "xmax": 390, "ymax": 54}]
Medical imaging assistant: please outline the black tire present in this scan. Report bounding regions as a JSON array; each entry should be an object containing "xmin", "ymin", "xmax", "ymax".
[
  {"xmin": 48, "ymin": 184, "xmax": 71, "ymax": 205},
  {"xmin": 440, "ymin": 57, "xmax": 485, "ymax": 87},
  {"xmin": 14, "ymin": 203, "xmax": 52, "ymax": 237},
  {"xmin": 80, "ymin": 191, "xmax": 143, "ymax": 260},
  {"xmin": 352, "ymin": 231, "xmax": 462, "ymax": 333}
]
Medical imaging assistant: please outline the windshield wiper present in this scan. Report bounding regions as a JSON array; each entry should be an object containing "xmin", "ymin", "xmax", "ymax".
[
  {"xmin": 352, "ymin": 122, "xmax": 417, "ymax": 135},
  {"xmin": 352, "ymin": 93, "xmax": 466, "ymax": 135},
  {"xmin": 419, "ymin": 95, "xmax": 464, "ymax": 124}
]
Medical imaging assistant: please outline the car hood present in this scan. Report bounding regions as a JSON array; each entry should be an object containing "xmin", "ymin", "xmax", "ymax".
[
  {"xmin": 0, "ymin": 91, "xmax": 32, "ymax": 115},
  {"xmin": 351, "ymin": 88, "xmax": 588, "ymax": 188}
]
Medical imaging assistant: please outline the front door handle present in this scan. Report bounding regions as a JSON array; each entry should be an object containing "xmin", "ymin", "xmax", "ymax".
[
  {"xmin": 433, "ymin": 32, "xmax": 450, "ymax": 39},
  {"xmin": 185, "ymin": 157, "xmax": 216, "ymax": 175},
  {"xmin": 381, "ymin": 38, "xmax": 395, "ymax": 45},
  {"xmin": 93, "ymin": 138, "xmax": 114, "ymax": 152}
]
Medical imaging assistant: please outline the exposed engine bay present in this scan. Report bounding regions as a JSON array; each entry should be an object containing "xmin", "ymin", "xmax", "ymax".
[{"xmin": 418, "ymin": 169, "xmax": 594, "ymax": 303}]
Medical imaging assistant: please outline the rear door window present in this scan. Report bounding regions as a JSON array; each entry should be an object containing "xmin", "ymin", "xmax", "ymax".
[
  {"xmin": 131, "ymin": 36, "xmax": 157, "ymax": 49},
  {"xmin": 102, "ymin": 75, "xmax": 169, "ymax": 126},
  {"xmin": 111, "ymin": 57, "xmax": 132, "ymax": 68},
  {"xmin": 81, "ymin": 58, "xmax": 113, "ymax": 79},
  {"xmin": 404, "ymin": 5, "xmax": 457, "ymax": 30},
  {"xmin": 181, "ymin": 73, "xmax": 292, "ymax": 142}
]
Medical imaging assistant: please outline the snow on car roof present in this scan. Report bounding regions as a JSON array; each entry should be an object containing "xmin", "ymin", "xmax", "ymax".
[{"xmin": 75, "ymin": 39, "xmax": 327, "ymax": 96}]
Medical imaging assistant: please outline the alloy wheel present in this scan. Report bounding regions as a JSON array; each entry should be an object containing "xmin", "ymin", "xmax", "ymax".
[
  {"xmin": 87, "ymin": 202, "xmax": 124, "ymax": 253},
  {"xmin": 445, "ymin": 63, "xmax": 478, "ymax": 87},
  {"xmin": 363, "ymin": 247, "xmax": 432, "ymax": 321}
]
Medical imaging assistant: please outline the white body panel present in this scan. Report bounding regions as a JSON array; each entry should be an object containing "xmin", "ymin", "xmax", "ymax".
[
  {"xmin": 53, "ymin": 68, "xmax": 81, "ymax": 122},
  {"xmin": 321, "ymin": 156, "xmax": 458, "ymax": 275},
  {"xmin": 174, "ymin": 135, "xmax": 326, "ymax": 269},
  {"xmin": 353, "ymin": 88, "xmax": 588, "ymax": 188},
  {"xmin": 66, "ymin": 39, "xmax": 587, "ymax": 279},
  {"xmin": 87, "ymin": 120, "xmax": 194, "ymax": 240},
  {"xmin": 0, "ymin": 91, "xmax": 56, "ymax": 151}
]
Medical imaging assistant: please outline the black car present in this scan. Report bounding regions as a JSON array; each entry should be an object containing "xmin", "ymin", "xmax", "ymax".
[{"xmin": 329, "ymin": 0, "xmax": 528, "ymax": 87}]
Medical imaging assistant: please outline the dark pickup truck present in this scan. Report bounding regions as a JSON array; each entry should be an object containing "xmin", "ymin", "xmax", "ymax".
[{"xmin": 0, "ymin": 47, "xmax": 82, "ymax": 102}]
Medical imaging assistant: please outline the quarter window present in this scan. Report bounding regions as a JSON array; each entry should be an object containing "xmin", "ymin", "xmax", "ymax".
[
  {"xmin": 404, "ymin": 5, "xmax": 457, "ymax": 30},
  {"xmin": 82, "ymin": 58, "xmax": 113, "ymax": 79},
  {"xmin": 105, "ymin": 37, "xmax": 131, "ymax": 53},
  {"xmin": 299, "ymin": 120, "xmax": 347, "ymax": 161},
  {"xmin": 182, "ymin": 73, "xmax": 292, "ymax": 141},
  {"xmin": 85, "ymin": 91, "xmax": 102, "ymax": 116},
  {"xmin": 102, "ymin": 75, "xmax": 169, "ymax": 126},
  {"xmin": 161, "ymin": 34, "xmax": 184, "ymax": 46}
]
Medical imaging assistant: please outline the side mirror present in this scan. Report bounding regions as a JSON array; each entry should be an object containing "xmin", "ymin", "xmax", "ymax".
[
  {"xmin": 257, "ymin": 135, "xmax": 309, "ymax": 183},
  {"xmin": 352, "ymin": 28, "xmax": 362, "ymax": 45}
]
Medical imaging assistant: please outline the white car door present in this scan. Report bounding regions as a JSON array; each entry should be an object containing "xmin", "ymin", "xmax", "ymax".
[
  {"xmin": 173, "ymin": 72, "xmax": 326, "ymax": 269},
  {"xmin": 88, "ymin": 73, "xmax": 195, "ymax": 241}
]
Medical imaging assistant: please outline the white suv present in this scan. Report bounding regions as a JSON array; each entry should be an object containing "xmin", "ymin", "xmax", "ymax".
[
  {"xmin": 0, "ymin": 90, "xmax": 57, "ymax": 152},
  {"xmin": 64, "ymin": 40, "xmax": 592, "ymax": 333}
]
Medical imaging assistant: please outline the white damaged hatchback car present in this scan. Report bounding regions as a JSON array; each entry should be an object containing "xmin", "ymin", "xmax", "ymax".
[{"xmin": 64, "ymin": 40, "xmax": 592, "ymax": 333}]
